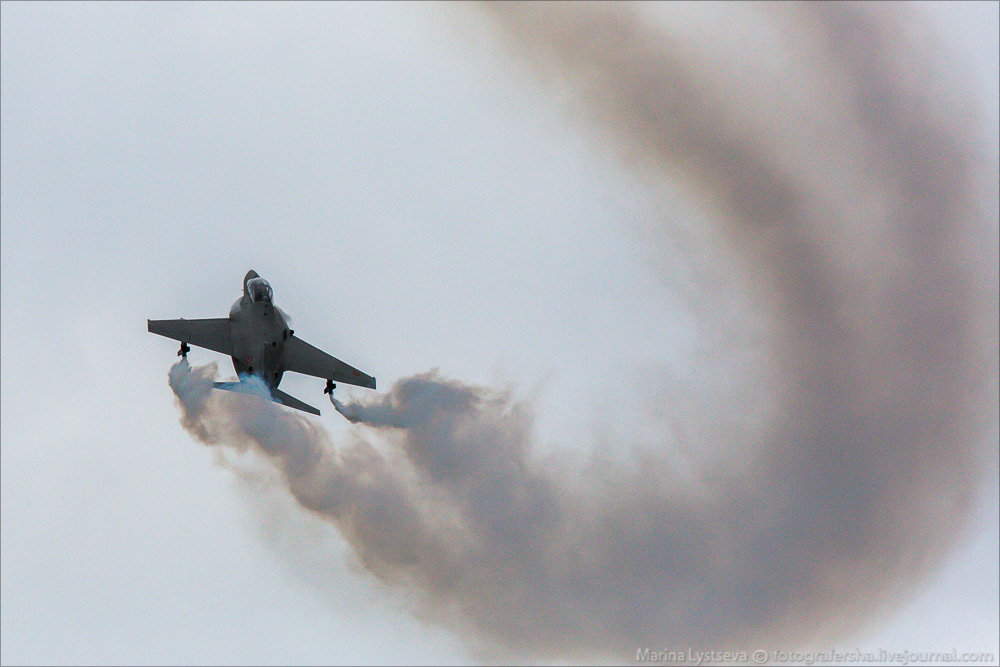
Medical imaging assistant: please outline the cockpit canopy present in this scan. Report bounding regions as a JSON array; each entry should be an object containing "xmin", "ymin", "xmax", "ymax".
[{"xmin": 247, "ymin": 277, "xmax": 273, "ymax": 303}]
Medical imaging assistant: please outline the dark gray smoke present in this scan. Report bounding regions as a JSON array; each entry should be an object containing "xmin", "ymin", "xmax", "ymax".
[{"xmin": 168, "ymin": 2, "xmax": 997, "ymax": 661}]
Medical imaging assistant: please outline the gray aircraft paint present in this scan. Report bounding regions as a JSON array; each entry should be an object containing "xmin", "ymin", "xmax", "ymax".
[{"xmin": 229, "ymin": 270, "xmax": 290, "ymax": 386}]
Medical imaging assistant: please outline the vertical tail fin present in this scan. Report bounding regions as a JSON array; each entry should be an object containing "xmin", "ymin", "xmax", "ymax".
[{"xmin": 243, "ymin": 270, "xmax": 259, "ymax": 298}]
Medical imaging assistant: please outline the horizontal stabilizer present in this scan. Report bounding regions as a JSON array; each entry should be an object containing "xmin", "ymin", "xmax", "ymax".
[
  {"xmin": 211, "ymin": 381, "xmax": 320, "ymax": 416},
  {"xmin": 271, "ymin": 389, "xmax": 321, "ymax": 416}
]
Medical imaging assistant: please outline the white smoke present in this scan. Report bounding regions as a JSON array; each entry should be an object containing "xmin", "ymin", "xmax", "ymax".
[{"xmin": 167, "ymin": 2, "xmax": 997, "ymax": 662}]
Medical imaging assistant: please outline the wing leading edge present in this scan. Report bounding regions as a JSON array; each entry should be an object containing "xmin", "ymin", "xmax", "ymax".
[
  {"xmin": 148, "ymin": 318, "xmax": 233, "ymax": 356},
  {"xmin": 283, "ymin": 334, "xmax": 376, "ymax": 389}
]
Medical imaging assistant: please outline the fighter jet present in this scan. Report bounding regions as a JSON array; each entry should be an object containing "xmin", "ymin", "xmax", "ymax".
[{"xmin": 148, "ymin": 270, "xmax": 375, "ymax": 416}]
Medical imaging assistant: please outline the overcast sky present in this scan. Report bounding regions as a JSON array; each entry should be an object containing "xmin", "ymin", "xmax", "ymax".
[{"xmin": 2, "ymin": 2, "xmax": 997, "ymax": 665}]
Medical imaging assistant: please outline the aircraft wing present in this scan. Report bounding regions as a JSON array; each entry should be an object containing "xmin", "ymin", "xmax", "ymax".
[
  {"xmin": 283, "ymin": 334, "xmax": 376, "ymax": 389},
  {"xmin": 147, "ymin": 318, "xmax": 234, "ymax": 356}
]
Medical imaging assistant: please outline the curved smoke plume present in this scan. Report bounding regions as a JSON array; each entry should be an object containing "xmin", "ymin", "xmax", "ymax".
[{"xmin": 168, "ymin": 2, "xmax": 996, "ymax": 661}]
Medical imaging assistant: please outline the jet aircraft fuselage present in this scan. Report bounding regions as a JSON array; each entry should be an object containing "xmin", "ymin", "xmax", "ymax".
[{"xmin": 228, "ymin": 280, "xmax": 290, "ymax": 389}]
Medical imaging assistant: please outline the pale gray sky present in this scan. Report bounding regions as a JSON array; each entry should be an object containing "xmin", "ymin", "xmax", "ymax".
[{"xmin": 2, "ymin": 2, "xmax": 996, "ymax": 664}]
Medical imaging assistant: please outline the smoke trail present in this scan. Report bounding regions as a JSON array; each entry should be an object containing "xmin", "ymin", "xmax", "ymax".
[{"xmin": 168, "ymin": 2, "xmax": 996, "ymax": 661}]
